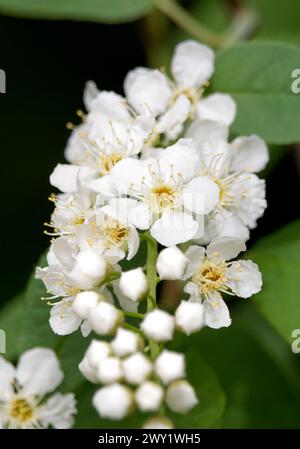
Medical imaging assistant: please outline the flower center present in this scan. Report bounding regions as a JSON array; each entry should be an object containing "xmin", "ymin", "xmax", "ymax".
[
  {"xmin": 193, "ymin": 259, "xmax": 228, "ymax": 295},
  {"xmin": 102, "ymin": 221, "xmax": 128, "ymax": 247},
  {"xmin": 10, "ymin": 397, "xmax": 34, "ymax": 423},
  {"xmin": 151, "ymin": 184, "xmax": 176, "ymax": 211},
  {"xmin": 99, "ymin": 153, "xmax": 122, "ymax": 174}
]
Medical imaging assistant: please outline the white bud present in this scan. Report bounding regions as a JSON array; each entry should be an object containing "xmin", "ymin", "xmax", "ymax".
[
  {"xmin": 75, "ymin": 249, "xmax": 107, "ymax": 280},
  {"xmin": 166, "ymin": 380, "xmax": 198, "ymax": 413},
  {"xmin": 93, "ymin": 383, "xmax": 133, "ymax": 420},
  {"xmin": 111, "ymin": 328, "xmax": 142, "ymax": 357},
  {"xmin": 97, "ymin": 357, "xmax": 123, "ymax": 384},
  {"xmin": 67, "ymin": 266, "xmax": 98, "ymax": 290},
  {"xmin": 135, "ymin": 381, "xmax": 164, "ymax": 412},
  {"xmin": 85, "ymin": 340, "xmax": 111, "ymax": 369},
  {"xmin": 142, "ymin": 416, "xmax": 174, "ymax": 429},
  {"xmin": 72, "ymin": 291, "xmax": 100, "ymax": 320},
  {"xmin": 88, "ymin": 302, "xmax": 123, "ymax": 336},
  {"xmin": 119, "ymin": 268, "xmax": 148, "ymax": 302},
  {"xmin": 154, "ymin": 350, "xmax": 185, "ymax": 385},
  {"xmin": 141, "ymin": 309, "xmax": 175, "ymax": 342},
  {"xmin": 156, "ymin": 246, "xmax": 188, "ymax": 280},
  {"xmin": 175, "ymin": 300, "xmax": 205, "ymax": 335},
  {"xmin": 78, "ymin": 357, "xmax": 98, "ymax": 383},
  {"xmin": 122, "ymin": 352, "xmax": 152, "ymax": 385}
]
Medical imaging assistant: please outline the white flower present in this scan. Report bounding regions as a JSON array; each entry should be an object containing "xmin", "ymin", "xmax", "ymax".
[
  {"xmin": 97, "ymin": 357, "xmax": 123, "ymax": 384},
  {"xmin": 111, "ymin": 328, "xmax": 142, "ymax": 357},
  {"xmin": 142, "ymin": 416, "xmax": 174, "ymax": 429},
  {"xmin": 88, "ymin": 302, "xmax": 124, "ymax": 336},
  {"xmin": 165, "ymin": 380, "xmax": 198, "ymax": 414},
  {"xmin": 118, "ymin": 268, "xmax": 148, "ymax": 303},
  {"xmin": 93, "ymin": 383, "xmax": 133, "ymax": 420},
  {"xmin": 135, "ymin": 381, "xmax": 164, "ymax": 412},
  {"xmin": 156, "ymin": 246, "xmax": 188, "ymax": 280},
  {"xmin": 0, "ymin": 348, "xmax": 76, "ymax": 429},
  {"xmin": 77, "ymin": 198, "xmax": 140, "ymax": 263},
  {"xmin": 65, "ymin": 87, "xmax": 154, "ymax": 177},
  {"xmin": 141, "ymin": 309, "xmax": 175, "ymax": 342},
  {"xmin": 184, "ymin": 237, "xmax": 263, "ymax": 329},
  {"xmin": 196, "ymin": 92, "xmax": 236, "ymax": 126},
  {"xmin": 187, "ymin": 119, "xmax": 268, "ymax": 242},
  {"xmin": 122, "ymin": 352, "xmax": 152, "ymax": 385},
  {"xmin": 175, "ymin": 300, "xmax": 205, "ymax": 335},
  {"xmin": 154, "ymin": 350, "xmax": 185, "ymax": 385},
  {"xmin": 125, "ymin": 40, "xmax": 215, "ymax": 142},
  {"xmin": 110, "ymin": 140, "xmax": 219, "ymax": 246}
]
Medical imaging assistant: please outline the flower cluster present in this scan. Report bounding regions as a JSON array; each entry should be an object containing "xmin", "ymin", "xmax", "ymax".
[
  {"xmin": 36, "ymin": 40, "xmax": 268, "ymax": 428},
  {"xmin": 80, "ymin": 335, "xmax": 197, "ymax": 427},
  {"xmin": 0, "ymin": 348, "xmax": 76, "ymax": 429}
]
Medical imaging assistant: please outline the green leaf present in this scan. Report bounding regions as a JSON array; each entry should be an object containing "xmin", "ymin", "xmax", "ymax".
[
  {"xmin": 250, "ymin": 219, "xmax": 300, "ymax": 344},
  {"xmin": 194, "ymin": 306, "xmax": 300, "ymax": 428},
  {"xmin": 0, "ymin": 0, "xmax": 153, "ymax": 24},
  {"xmin": 0, "ymin": 294, "xmax": 24, "ymax": 361},
  {"xmin": 212, "ymin": 42, "xmax": 300, "ymax": 144}
]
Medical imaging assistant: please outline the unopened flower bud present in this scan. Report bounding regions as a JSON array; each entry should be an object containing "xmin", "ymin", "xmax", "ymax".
[
  {"xmin": 154, "ymin": 350, "xmax": 185, "ymax": 385},
  {"xmin": 141, "ymin": 309, "xmax": 175, "ymax": 342},
  {"xmin": 175, "ymin": 300, "xmax": 205, "ymax": 335},
  {"xmin": 78, "ymin": 357, "xmax": 98, "ymax": 384},
  {"xmin": 156, "ymin": 246, "xmax": 188, "ymax": 280},
  {"xmin": 72, "ymin": 291, "xmax": 100, "ymax": 320},
  {"xmin": 93, "ymin": 383, "xmax": 134, "ymax": 420},
  {"xmin": 135, "ymin": 381, "xmax": 164, "ymax": 412},
  {"xmin": 88, "ymin": 302, "xmax": 124, "ymax": 336},
  {"xmin": 119, "ymin": 268, "xmax": 148, "ymax": 302},
  {"xmin": 75, "ymin": 249, "xmax": 107, "ymax": 280},
  {"xmin": 85, "ymin": 340, "xmax": 111, "ymax": 369},
  {"xmin": 166, "ymin": 380, "xmax": 198, "ymax": 413},
  {"xmin": 122, "ymin": 352, "xmax": 152, "ymax": 385},
  {"xmin": 97, "ymin": 357, "xmax": 123, "ymax": 384},
  {"xmin": 111, "ymin": 328, "xmax": 143, "ymax": 357},
  {"xmin": 142, "ymin": 416, "xmax": 174, "ymax": 429}
]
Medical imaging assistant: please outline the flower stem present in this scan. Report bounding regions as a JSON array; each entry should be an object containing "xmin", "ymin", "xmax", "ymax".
[
  {"xmin": 145, "ymin": 232, "xmax": 160, "ymax": 359},
  {"xmin": 153, "ymin": 0, "xmax": 222, "ymax": 48},
  {"xmin": 123, "ymin": 310, "xmax": 145, "ymax": 320}
]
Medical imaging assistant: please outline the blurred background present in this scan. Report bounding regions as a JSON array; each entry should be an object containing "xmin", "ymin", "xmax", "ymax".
[{"xmin": 1, "ymin": 0, "xmax": 300, "ymax": 428}]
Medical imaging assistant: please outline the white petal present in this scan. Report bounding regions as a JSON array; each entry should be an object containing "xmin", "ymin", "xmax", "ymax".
[
  {"xmin": 129, "ymin": 203, "xmax": 152, "ymax": 230},
  {"xmin": 184, "ymin": 282, "xmax": 200, "ymax": 300},
  {"xmin": 197, "ymin": 93, "xmax": 236, "ymax": 126},
  {"xmin": 207, "ymin": 210, "xmax": 250, "ymax": 242},
  {"xmin": 39, "ymin": 393, "xmax": 77, "ymax": 429},
  {"xmin": 156, "ymin": 94, "xmax": 191, "ymax": 137},
  {"xmin": 127, "ymin": 227, "xmax": 140, "ymax": 260},
  {"xmin": 171, "ymin": 40, "xmax": 214, "ymax": 88},
  {"xmin": 206, "ymin": 237, "xmax": 246, "ymax": 262},
  {"xmin": 50, "ymin": 299, "xmax": 82, "ymax": 336},
  {"xmin": 183, "ymin": 245, "xmax": 206, "ymax": 280},
  {"xmin": 50, "ymin": 164, "xmax": 80, "ymax": 193},
  {"xmin": 204, "ymin": 295, "xmax": 231, "ymax": 329},
  {"xmin": 51, "ymin": 237, "xmax": 74, "ymax": 270},
  {"xmin": 80, "ymin": 320, "xmax": 92, "ymax": 337},
  {"xmin": 183, "ymin": 176, "xmax": 220, "ymax": 214},
  {"xmin": 83, "ymin": 80, "xmax": 99, "ymax": 111},
  {"xmin": 113, "ymin": 282, "xmax": 138, "ymax": 313},
  {"xmin": 159, "ymin": 138, "xmax": 199, "ymax": 182},
  {"xmin": 227, "ymin": 260, "xmax": 262, "ymax": 298},
  {"xmin": 187, "ymin": 118, "xmax": 229, "ymax": 146},
  {"xmin": 0, "ymin": 356, "xmax": 15, "ymax": 401},
  {"xmin": 230, "ymin": 135, "xmax": 269, "ymax": 173},
  {"xmin": 150, "ymin": 211, "xmax": 198, "ymax": 247},
  {"xmin": 124, "ymin": 67, "xmax": 172, "ymax": 116},
  {"xmin": 110, "ymin": 158, "xmax": 147, "ymax": 195},
  {"xmin": 16, "ymin": 348, "xmax": 63, "ymax": 396}
]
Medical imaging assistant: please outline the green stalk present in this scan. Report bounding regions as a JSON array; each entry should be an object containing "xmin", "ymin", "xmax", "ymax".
[{"xmin": 145, "ymin": 232, "xmax": 160, "ymax": 359}]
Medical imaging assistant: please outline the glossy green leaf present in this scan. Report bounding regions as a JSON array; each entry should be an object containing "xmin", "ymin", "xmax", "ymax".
[
  {"xmin": 0, "ymin": 0, "xmax": 153, "ymax": 24},
  {"xmin": 250, "ymin": 219, "xmax": 300, "ymax": 344},
  {"xmin": 212, "ymin": 42, "xmax": 300, "ymax": 144}
]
